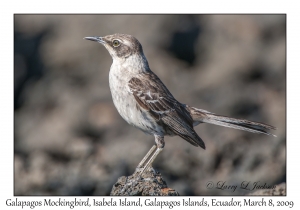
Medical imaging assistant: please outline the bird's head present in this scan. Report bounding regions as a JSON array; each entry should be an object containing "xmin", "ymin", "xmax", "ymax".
[{"xmin": 84, "ymin": 33, "xmax": 144, "ymax": 60}]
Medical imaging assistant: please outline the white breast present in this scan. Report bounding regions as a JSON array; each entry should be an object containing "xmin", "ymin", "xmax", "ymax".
[{"xmin": 108, "ymin": 63, "xmax": 163, "ymax": 136}]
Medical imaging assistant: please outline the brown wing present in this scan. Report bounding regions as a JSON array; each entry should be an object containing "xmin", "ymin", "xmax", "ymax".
[{"xmin": 128, "ymin": 72, "xmax": 205, "ymax": 149}]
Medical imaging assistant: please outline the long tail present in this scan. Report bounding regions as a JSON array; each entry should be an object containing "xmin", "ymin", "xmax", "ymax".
[{"xmin": 187, "ymin": 106, "xmax": 276, "ymax": 137}]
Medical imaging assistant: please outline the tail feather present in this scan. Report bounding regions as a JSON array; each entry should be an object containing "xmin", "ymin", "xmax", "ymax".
[{"xmin": 187, "ymin": 106, "xmax": 276, "ymax": 137}]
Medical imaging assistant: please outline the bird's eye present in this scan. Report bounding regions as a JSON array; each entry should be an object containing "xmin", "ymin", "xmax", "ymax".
[{"xmin": 113, "ymin": 40, "xmax": 120, "ymax": 47}]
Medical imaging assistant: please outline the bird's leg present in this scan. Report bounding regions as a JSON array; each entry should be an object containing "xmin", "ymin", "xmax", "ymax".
[
  {"xmin": 136, "ymin": 145, "xmax": 157, "ymax": 169},
  {"xmin": 138, "ymin": 135, "xmax": 165, "ymax": 177},
  {"xmin": 121, "ymin": 145, "xmax": 157, "ymax": 194}
]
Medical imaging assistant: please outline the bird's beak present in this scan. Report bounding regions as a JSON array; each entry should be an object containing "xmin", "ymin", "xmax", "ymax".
[{"xmin": 84, "ymin": 36, "xmax": 106, "ymax": 44}]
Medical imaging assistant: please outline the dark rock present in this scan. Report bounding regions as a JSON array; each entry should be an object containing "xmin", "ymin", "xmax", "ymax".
[{"xmin": 110, "ymin": 168, "xmax": 179, "ymax": 196}]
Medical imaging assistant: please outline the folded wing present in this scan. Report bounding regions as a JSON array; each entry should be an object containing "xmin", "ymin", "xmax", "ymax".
[{"xmin": 128, "ymin": 72, "xmax": 205, "ymax": 149}]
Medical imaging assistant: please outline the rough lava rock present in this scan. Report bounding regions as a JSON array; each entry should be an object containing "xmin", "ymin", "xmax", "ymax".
[{"xmin": 110, "ymin": 168, "xmax": 179, "ymax": 196}]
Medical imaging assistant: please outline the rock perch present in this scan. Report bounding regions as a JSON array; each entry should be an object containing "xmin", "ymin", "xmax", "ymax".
[{"xmin": 110, "ymin": 168, "xmax": 179, "ymax": 196}]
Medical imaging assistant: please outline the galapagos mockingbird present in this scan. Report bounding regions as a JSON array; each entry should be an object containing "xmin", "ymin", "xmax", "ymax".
[{"xmin": 84, "ymin": 33, "xmax": 275, "ymax": 176}]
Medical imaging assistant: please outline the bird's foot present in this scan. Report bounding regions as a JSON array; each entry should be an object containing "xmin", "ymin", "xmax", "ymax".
[
  {"xmin": 133, "ymin": 165, "xmax": 155, "ymax": 178},
  {"xmin": 134, "ymin": 167, "xmax": 144, "ymax": 175}
]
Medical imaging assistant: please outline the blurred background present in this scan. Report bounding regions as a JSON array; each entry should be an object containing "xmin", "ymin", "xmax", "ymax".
[{"xmin": 14, "ymin": 15, "xmax": 286, "ymax": 196}]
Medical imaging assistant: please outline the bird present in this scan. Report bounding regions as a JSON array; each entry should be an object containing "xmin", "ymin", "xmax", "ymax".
[{"xmin": 84, "ymin": 33, "xmax": 276, "ymax": 176}]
